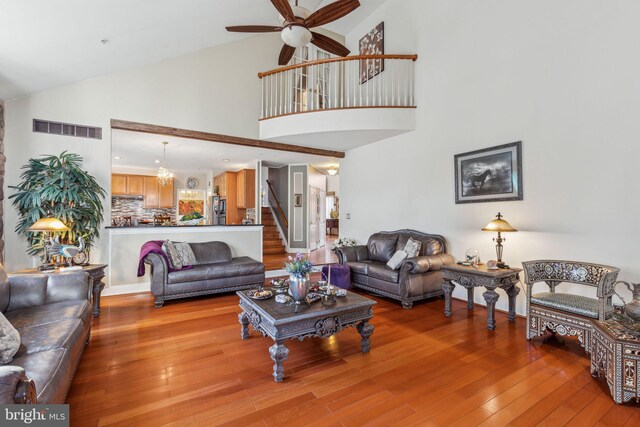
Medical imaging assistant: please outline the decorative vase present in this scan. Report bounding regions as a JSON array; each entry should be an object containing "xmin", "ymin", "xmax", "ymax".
[
  {"xmin": 622, "ymin": 282, "xmax": 640, "ymax": 322},
  {"xmin": 288, "ymin": 275, "xmax": 310, "ymax": 304}
]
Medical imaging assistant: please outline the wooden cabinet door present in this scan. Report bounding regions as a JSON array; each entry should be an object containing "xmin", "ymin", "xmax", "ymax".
[
  {"xmin": 127, "ymin": 175, "xmax": 144, "ymax": 195},
  {"xmin": 245, "ymin": 169, "xmax": 256, "ymax": 209},
  {"xmin": 237, "ymin": 170, "xmax": 246, "ymax": 208},
  {"xmin": 143, "ymin": 177, "xmax": 159, "ymax": 208},
  {"xmin": 159, "ymin": 181, "xmax": 174, "ymax": 208},
  {"xmin": 225, "ymin": 172, "xmax": 238, "ymax": 224},
  {"xmin": 112, "ymin": 174, "xmax": 128, "ymax": 195},
  {"xmin": 220, "ymin": 174, "xmax": 227, "ymax": 197}
]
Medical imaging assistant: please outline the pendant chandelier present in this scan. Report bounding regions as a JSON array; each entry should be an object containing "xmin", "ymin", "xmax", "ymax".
[{"xmin": 157, "ymin": 141, "xmax": 174, "ymax": 186}]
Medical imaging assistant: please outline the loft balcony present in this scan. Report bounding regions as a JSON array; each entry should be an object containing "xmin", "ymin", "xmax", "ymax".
[{"xmin": 258, "ymin": 54, "xmax": 417, "ymax": 150}]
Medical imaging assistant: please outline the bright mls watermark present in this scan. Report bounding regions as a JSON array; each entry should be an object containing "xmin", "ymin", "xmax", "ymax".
[{"xmin": 1, "ymin": 405, "xmax": 69, "ymax": 426}]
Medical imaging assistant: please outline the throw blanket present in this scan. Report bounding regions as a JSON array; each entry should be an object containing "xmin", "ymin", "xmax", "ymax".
[{"xmin": 137, "ymin": 240, "xmax": 169, "ymax": 277}]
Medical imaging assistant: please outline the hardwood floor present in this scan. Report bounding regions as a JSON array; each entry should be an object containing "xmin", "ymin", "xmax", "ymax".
[
  {"xmin": 263, "ymin": 235, "xmax": 338, "ymax": 271},
  {"xmin": 67, "ymin": 283, "xmax": 640, "ymax": 426}
]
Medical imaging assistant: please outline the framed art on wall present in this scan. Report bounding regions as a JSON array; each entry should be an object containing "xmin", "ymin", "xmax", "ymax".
[
  {"xmin": 454, "ymin": 141, "xmax": 523, "ymax": 204},
  {"xmin": 359, "ymin": 22, "xmax": 384, "ymax": 84}
]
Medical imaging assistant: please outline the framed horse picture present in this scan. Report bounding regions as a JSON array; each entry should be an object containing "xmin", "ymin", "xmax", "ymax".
[{"xmin": 454, "ymin": 141, "xmax": 523, "ymax": 204}]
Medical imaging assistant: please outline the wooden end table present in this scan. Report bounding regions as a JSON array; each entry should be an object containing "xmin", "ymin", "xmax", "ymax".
[
  {"xmin": 591, "ymin": 317, "xmax": 640, "ymax": 404},
  {"xmin": 14, "ymin": 264, "xmax": 108, "ymax": 318},
  {"xmin": 237, "ymin": 289, "xmax": 376, "ymax": 382},
  {"xmin": 441, "ymin": 264, "xmax": 522, "ymax": 331}
]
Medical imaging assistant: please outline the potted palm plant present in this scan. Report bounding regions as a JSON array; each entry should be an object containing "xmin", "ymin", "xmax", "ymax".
[{"xmin": 9, "ymin": 151, "xmax": 107, "ymax": 263}]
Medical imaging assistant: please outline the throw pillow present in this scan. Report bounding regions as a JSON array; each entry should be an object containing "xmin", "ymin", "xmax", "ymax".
[
  {"xmin": 387, "ymin": 250, "xmax": 408, "ymax": 270},
  {"xmin": 174, "ymin": 242, "xmax": 197, "ymax": 267},
  {"xmin": 404, "ymin": 238, "xmax": 422, "ymax": 259},
  {"xmin": 162, "ymin": 240, "xmax": 183, "ymax": 270},
  {"xmin": 0, "ymin": 311, "xmax": 20, "ymax": 364}
]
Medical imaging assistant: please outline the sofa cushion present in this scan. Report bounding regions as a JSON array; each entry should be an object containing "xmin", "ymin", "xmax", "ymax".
[
  {"xmin": 0, "ymin": 265, "xmax": 9, "ymax": 313},
  {"xmin": 403, "ymin": 238, "xmax": 422, "ymax": 258},
  {"xmin": 11, "ymin": 348, "xmax": 67, "ymax": 404},
  {"xmin": 397, "ymin": 234, "xmax": 444, "ymax": 256},
  {"xmin": 16, "ymin": 318, "xmax": 84, "ymax": 357},
  {"xmin": 6, "ymin": 275, "xmax": 48, "ymax": 311},
  {"xmin": 0, "ymin": 311, "xmax": 20, "ymax": 364},
  {"xmin": 190, "ymin": 242, "xmax": 232, "ymax": 264},
  {"xmin": 387, "ymin": 251, "xmax": 408, "ymax": 270},
  {"xmin": 367, "ymin": 233, "xmax": 399, "ymax": 263},
  {"xmin": 368, "ymin": 263, "xmax": 400, "ymax": 283},
  {"xmin": 5, "ymin": 300, "xmax": 90, "ymax": 330},
  {"xmin": 175, "ymin": 242, "xmax": 197, "ymax": 266},
  {"xmin": 531, "ymin": 292, "xmax": 614, "ymax": 319},
  {"xmin": 167, "ymin": 257, "xmax": 265, "ymax": 284},
  {"xmin": 345, "ymin": 261, "xmax": 371, "ymax": 275},
  {"xmin": 162, "ymin": 240, "xmax": 183, "ymax": 270}
]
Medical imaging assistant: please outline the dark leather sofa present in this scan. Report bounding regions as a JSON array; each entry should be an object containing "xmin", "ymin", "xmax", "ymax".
[
  {"xmin": 144, "ymin": 241, "xmax": 265, "ymax": 307},
  {"xmin": 0, "ymin": 266, "xmax": 92, "ymax": 403},
  {"xmin": 336, "ymin": 229, "xmax": 455, "ymax": 309}
]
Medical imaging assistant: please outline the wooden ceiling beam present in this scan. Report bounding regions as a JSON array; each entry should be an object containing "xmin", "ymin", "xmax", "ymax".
[{"xmin": 110, "ymin": 119, "xmax": 346, "ymax": 159}]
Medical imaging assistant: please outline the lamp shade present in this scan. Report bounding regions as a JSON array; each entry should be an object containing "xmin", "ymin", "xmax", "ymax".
[
  {"xmin": 481, "ymin": 212, "xmax": 517, "ymax": 233},
  {"xmin": 27, "ymin": 218, "xmax": 70, "ymax": 232}
]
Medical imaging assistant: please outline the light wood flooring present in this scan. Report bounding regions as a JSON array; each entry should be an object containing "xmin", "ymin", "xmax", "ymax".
[{"xmin": 67, "ymin": 284, "xmax": 640, "ymax": 426}]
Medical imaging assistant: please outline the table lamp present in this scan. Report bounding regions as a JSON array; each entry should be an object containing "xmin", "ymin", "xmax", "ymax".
[
  {"xmin": 27, "ymin": 217, "xmax": 70, "ymax": 270},
  {"xmin": 481, "ymin": 212, "xmax": 517, "ymax": 268}
]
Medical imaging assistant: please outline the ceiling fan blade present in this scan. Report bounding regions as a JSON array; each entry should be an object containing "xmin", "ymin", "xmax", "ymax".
[
  {"xmin": 279, "ymin": 44, "xmax": 296, "ymax": 65},
  {"xmin": 271, "ymin": 0, "xmax": 295, "ymax": 22},
  {"xmin": 305, "ymin": 0, "xmax": 360, "ymax": 28},
  {"xmin": 311, "ymin": 32, "xmax": 350, "ymax": 57},
  {"xmin": 226, "ymin": 25, "xmax": 282, "ymax": 33}
]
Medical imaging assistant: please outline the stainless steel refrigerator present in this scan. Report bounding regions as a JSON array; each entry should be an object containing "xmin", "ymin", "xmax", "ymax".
[{"xmin": 211, "ymin": 196, "xmax": 226, "ymax": 225}]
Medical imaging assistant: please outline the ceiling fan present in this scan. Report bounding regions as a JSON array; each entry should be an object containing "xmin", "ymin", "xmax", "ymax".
[{"xmin": 226, "ymin": 0, "xmax": 360, "ymax": 65}]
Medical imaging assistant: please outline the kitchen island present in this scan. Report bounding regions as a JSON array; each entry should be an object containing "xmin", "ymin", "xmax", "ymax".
[{"xmin": 105, "ymin": 224, "xmax": 263, "ymax": 295}]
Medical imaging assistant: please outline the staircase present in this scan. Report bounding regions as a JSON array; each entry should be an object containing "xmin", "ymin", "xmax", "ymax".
[{"xmin": 262, "ymin": 207, "xmax": 286, "ymax": 255}]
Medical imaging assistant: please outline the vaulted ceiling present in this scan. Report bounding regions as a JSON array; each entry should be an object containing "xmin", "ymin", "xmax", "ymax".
[{"xmin": 0, "ymin": 0, "xmax": 385, "ymax": 100}]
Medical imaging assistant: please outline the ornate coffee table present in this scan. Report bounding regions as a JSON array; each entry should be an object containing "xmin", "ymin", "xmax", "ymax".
[{"xmin": 237, "ymin": 290, "xmax": 376, "ymax": 382}]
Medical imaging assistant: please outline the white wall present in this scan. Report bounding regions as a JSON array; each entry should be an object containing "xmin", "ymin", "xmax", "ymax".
[
  {"xmin": 327, "ymin": 175, "xmax": 339, "ymax": 196},
  {"xmin": 4, "ymin": 34, "xmax": 283, "ymax": 271},
  {"xmin": 341, "ymin": 0, "xmax": 640, "ymax": 314}
]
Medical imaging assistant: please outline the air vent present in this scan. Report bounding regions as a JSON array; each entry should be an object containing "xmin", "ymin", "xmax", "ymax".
[{"xmin": 33, "ymin": 119, "xmax": 102, "ymax": 140}]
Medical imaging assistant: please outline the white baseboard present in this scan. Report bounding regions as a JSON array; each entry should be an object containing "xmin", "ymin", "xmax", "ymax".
[{"xmin": 102, "ymin": 282, "xmax": 150, "ymax": 296}]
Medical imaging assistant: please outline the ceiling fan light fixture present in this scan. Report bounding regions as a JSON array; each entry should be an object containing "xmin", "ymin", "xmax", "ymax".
[{"xmin": 281, "ymin": 24, "xmax": 312, "ymax": 48}]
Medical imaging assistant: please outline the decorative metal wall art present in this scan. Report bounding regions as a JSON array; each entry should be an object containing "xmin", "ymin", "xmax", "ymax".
[{"xmin": 359, "ymin": 22, "xmax": 384, "ymax": 84}]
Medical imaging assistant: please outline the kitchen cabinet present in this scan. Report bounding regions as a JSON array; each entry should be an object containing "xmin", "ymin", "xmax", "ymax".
[
  {"xmin": 112, "ymin": 174, "xmax": 128, "ymax": 195},
  {"xmin": 111, "ymin": 174, "xmax": 146, "ymax": 196},
  {"xmin": 143, "ymin": 177, "xmax": 159, "ymax": 208},
  {"xmin": 142, "ymin": 177, "xmax": 175, "ymax": 208},
  {"xmin": 127, "ymin": 175, "xmax": 144, "ymax": 195},
  {"xmin": 237, "ymin": 169, "xmax": 256, "ymax": 209},
  {"xmin": 214, "ymin": 173, "xmax": 227, "ymax": 197}
]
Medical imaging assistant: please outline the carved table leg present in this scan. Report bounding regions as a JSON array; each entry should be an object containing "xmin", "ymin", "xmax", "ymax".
[
  {"xmin": 442, "ymin": 281, "xmax": 455, "ymax": 317},
  {"xmin": 238, "ymin": 311, "xmax": 250, "ymax": 340},
  {"xmin": 92, "ymin": 280, "xmax": 105, "ymax": 318},
  {"xmin": 269, "ymin": 341, "xmax": 289, "ymax": 382},
  {"xmin": 482, "ymin": 289, "xmax": 500, "ymax": 331},
  {"xmin": 467, "ymin": 287, "xmax": 474, "ymax": 310},
  {"xmin": 506, "ymin": 285, "xmax": 520, "ymax": 322},
  {"xmin": 357, "ymin": 320, "xmax": 374, "ymax": 353}
]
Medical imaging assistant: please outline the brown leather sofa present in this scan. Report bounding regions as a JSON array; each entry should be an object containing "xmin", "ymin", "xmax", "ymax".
[
  {"xmin": 336, "ymin": 229, "xmax": 454, "ymax": 309},
  {"xmin": 144, "ymin": 241, "xmax": 265, "ymax": 307},
  {"xmin": 0, "ymin": 266, "xmax": 92, "ymax": 403}
]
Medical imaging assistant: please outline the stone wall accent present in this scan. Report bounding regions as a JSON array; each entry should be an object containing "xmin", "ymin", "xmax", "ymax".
[{"xmin": 0, "ymin": 102, "xmax": 4, "ymax": 264}]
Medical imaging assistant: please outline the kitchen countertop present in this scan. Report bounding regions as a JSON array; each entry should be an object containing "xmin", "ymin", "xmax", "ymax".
[{"xmin": 106, "ymin": 224, "xmax": 263, "ymax": 229}]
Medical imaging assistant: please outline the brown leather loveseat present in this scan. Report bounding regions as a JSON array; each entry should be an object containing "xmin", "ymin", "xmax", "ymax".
[{"xmin": 336, "ymin": 229, "xmax": 454, "ymax": 309}]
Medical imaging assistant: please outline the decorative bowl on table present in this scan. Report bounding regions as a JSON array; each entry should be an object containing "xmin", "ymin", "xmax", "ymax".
[
  {"xmin": 269, "ymin": 278, "xmax": 289, "ymax": 295},
  {"xmin": 179, "ymin": 218, "xmax": 204, "ymax": 226}
]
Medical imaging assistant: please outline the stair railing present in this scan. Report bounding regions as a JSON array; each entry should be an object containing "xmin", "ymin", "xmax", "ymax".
[{"xmin": 266, "ymin": 179, "xmax": 288, "ymax": 228}]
